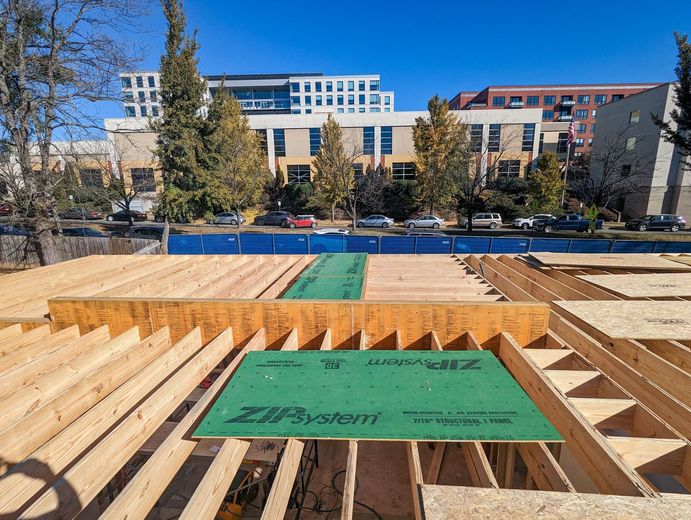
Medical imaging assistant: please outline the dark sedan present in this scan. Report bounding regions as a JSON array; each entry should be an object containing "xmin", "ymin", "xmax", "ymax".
[
  {"xmin": 106, "ymin": 210, "xmax": 148, "ymax": 222},
  {"xmin": 59, "ymin": 207, "xmax": 105, "ymax": 220},
  {"xmin": 625, "ymin": 214, "xmax": 686, "ymax": 232},
  {"xmin": 56, "ymin": 227, "xmax": 108, "ymax": 237},
  {"xmin": 254, "ymin": 211, "xmax": 294, "ymax": 226}
]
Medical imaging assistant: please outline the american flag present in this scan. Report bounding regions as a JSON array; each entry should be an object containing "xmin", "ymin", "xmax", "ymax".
[{"xmin": 566, "ymin": 119, "xmax": 576, "ymax": 146}]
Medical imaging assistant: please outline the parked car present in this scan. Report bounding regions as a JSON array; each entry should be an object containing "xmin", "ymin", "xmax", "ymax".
[
  {"xmin": 512, "ymin": 214, "xmax": 553, "ymax": 230},
  {"xmin": 57, "ymin": 227, "xmax": 108, "ymax": 237},
  {"xmin": 0, "ymin": 224, "xmax": 30, "ymax": 236},
  {"xmin": 458, "ymin": 213, "xmax": 503, "ymax": 229},
  {"xmin": 0, "ymin": 202, "xmax": 14, "ymax": 216},
  {"xmin": 625, "ymin": 214, "xmax": 686, "ymax": 232},
  {"xmin": 405, "ymin": 230, "xmax": 448, "ymax": 237},
  {"xmin": 356, "ymin": 215, "xmax": 394, "ymax": 228},
  {"xmin": 254, "ymin": 211, "xmax": 294, "ymax": 227},
  {"xmin": 283, "ymin": 215, "xmax": 317, "ymax": 229},
  {"xmin": 211, "ymin": 212, "xmax": 245, "ymax": 225},
  {"xmin": 312, "ymin": 228, "xmax": 350, "ymax": 235},
  {"xmin": 106, "ymin": 210, "xmax": 148, "ymax": 222},
  {"xmin": 125, "ymin": 226, "xmax": 180, "ymax": 240},
  {"xmin": 403, "ymin": 215, "xmax": 445, "ymax": 229},
  {"xmin": 59, "ymin": 207, "xmax": 105, "ymax": 220},
  {"xmin": 534, "ymin": 214, "xmax": 604, "ymax": 233}
]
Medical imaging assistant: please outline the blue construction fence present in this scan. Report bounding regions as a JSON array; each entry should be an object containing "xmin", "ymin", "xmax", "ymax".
[{"xmin": 168, "ymin": 233, "xmax": 691, "ymax": 255}]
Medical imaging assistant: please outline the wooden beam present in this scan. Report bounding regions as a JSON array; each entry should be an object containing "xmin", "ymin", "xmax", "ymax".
[
  {"xmin": 320, "ymin": 329, "xmax": 332, "ymax": 350},
  {"xmin": 426, "ymin": 443, "xmax": 447, "ymax": 485},
  {"xmin": 100, "ymin": 329, "xmax": 265, "ymax": 520},
  {"xmin": 358, "ymin": 329, "xmax": 367, "ymax": 350},
  {"xmin": 0, "ymin": 323, "xmax": 22, "ymax": 342},
  {"xmin": 461, "ymin": 443, "xmax": 499, "ymax": 488},
  {"xmin": 504, "ymin": 444, "xmax": 516, "ymax": 488},
  {"xmin": 463, "ymin": 256, "xmax": 534, "ymax": 302},
  {"xmin": 0, "ymin": 325, "xmax": 80, "ymax": 375},
  {"xmin": 406, "ymin": 441, "xmax": 424, "ymax": 520},
  {"xmin": 516, "ymin": 443, "xmax": 575, "ymax": 492},
  {"xmin": 430, "ymin": 330, "xmax": 442, "ymax": 351},
  {"xmin": 0, "ymin": 324, "xmax": 51, "ymax": 352},
  {"xmin": 498, "ymin": 331, "xmax": 655, "ymax": 497},
  {"xmin": 340, "ymin": 440, "xmax": 358, "ymax": 520},
  {"xmin": 281, "ymin": 328, "xmax": 299, "ymax": 350},
  {"xmin": 178, "ymin": 439, "xmax": 251, "ymax": 520},
  {"xmin": 262, "ymin": 438, "xmax": 305, "ymax": 520},
  {"xmin": 259, "ymin": 256, "xmax": 313, "ymax": 299}
]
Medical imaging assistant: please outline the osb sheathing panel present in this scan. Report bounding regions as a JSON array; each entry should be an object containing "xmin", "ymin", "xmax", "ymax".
[
  {"xmin": 420, "ymin": 485, "xmax": 691, "ymax": 520},
  {"xmin": 554, "ymin": 300, "xmax": 691, "ymax": 340},
  {"xmin": 48, "ymin": 297, "xmax": 550, "ymax": 349},
  {"xmin": 577, "ymin": 272, "xmax": 691, "ymax": 298},
  {"xmin": 530, "ymin": 253, "xmax": 691, "ymax": 271}
]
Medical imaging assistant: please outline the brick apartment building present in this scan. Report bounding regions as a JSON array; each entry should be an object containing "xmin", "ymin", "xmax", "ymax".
[{"xmin": 450, "ymin": 83, "xmax": 661, "ymax": 155}]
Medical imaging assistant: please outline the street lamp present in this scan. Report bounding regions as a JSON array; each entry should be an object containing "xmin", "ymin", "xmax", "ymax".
[{"xmin": 278, "ymin": 200, "xmax": 281, "ymax": 211}]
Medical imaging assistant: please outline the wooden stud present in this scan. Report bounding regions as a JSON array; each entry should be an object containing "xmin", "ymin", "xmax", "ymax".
[
  {"xmin": 262, "ymin": 438, "xmax": 305, "ymax": 520},
  {"xmin": 504, "ymin": 444, "xmax": 516, "ymax": 488},
  {"xmin": 461, "ymin": 442, "xmax": 499, "ymax": 488},
  {"xmin": 406, "ymin": 441, "xmax": 424, "ymax": 520},
  {"xmin": 516, "ymin": 443, "xmax": 575, "ymax": 492},
  {"xmin": 281, "ymin": 328, "xmax": 299, "ymax": 350},
  {"xmin": 0, "ymin": 325, "xmax": 80, "ymax": 376},
  {"xmin": 320, "ymin": 329, "xmax": 332, "ymax": 350},
  {"xmin": 426, "ymin": 443, "xmax": 447, "ymax": 485},
  {"xmin": 340, "ymin": 440, "xmax": 358, "ymax": 520},
  {"xmin": 0, "ymin": 323, "xmax": 23, "ymax": 343}
]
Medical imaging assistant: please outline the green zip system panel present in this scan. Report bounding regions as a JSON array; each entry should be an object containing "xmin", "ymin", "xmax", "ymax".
[
  {"xmin": 283, "ymin": 253, "xmax": 367, "ymax": 300},
  {"xmin": 193, "ymin": 351, "xmax": 563, "ymax": 442}
]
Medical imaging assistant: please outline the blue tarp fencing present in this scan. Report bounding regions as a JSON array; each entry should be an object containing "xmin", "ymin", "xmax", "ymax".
[{"xmin": 168, "ymin": 233, "xmax": 691, "ymax": 255}]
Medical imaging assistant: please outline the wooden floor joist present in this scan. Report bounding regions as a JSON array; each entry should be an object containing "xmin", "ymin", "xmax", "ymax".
[
  {"xmin": 341, "ymin": 440, "xmax": 359, "ymax": 520},
  {"xmin": 262, "ymin": 438, "xmax": 305, "ymax": 520}
]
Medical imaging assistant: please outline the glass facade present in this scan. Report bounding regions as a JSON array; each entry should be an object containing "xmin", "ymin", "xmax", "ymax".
[
  {"xmin": 392, "ymin": 162, "xmax": 415, "ymax": 180},
  {"xmin": 287, "ymin": 165, "xmax": 311, "ymax": 184},
  {"xmin": 521, "ymin": 124, "xmax": 535, "ymax": 152},
  {"xmin": 526, "ymin": 96, "xmax": 539, "ymax": 106},
  {"xmin": 470, "ymin": 124, "xmax": 483, "ymax": 152},
  {"xmin": 273, "ymin": 129, "xmax": 286, "ymax": 157},
  {"xmin": 309, "ymin": 128, "xmax": 321, "ymax": 156},
  {"xmin": 381, "ymin": 126, "xmax": 392, "ymax": 155},
  {"xmin": 363, "ymin": 127, "xmax": 375, "ymax": 155},
  {"xmin": 488, "ymin": 124, "xmax": 501, "ymax": 152}
]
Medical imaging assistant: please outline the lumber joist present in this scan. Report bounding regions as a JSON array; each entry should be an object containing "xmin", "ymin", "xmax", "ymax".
[
  {"xmin": 262, "ymin": 438, "xmax": 305, "ymax": 520},
  {"xmin": 341, "ymin": 440, "xmax": 359, "ymax": 520}
]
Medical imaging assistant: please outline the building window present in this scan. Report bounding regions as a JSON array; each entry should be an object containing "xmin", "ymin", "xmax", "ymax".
[
  {"xmin": 544, "ymin": 95, "xmax": 556, "ymax": 105},
  {"xmin": 557, "ymin": 133, "xmax": 568, "ymax": 153},
  {"xmin": 629, "ymin": 110, "xmax": 640, "ymax": 124},
  {"xmin": 592, "ymin": 109, "xmax": 597, "ymax": 118},
  {"xmin": 384, "ymin": 107, "xmax": 390, "ymax": 112},
  {"xmin": 370, "ymin": 93, "xmax": 380, "ymax": 104},
  {"xmin": 348, "ymin": 94, "xmax": 354, "ymax": 105},
  {"xmin": 370, "ymin": 80, "xmax": 380, "ymax": 91},
  {"xmin": 509, "ymin": 96, "xmax": 522, "ymax": 104},
  {"xmin": 315, "ymin": 81, "xmax": 322, "ymax": 92},
  {"xmin": 353, "ymin": 163, "xmax": 363, "ymax": 178},
  {"xmin": 337, "ymin": 108, "xmax": 344, "ymax": 113},
  {"xmin": 337, "ymin": 81, "xmax": 343, "ymax": 91},
  {"xmin": 384, "ymin": 95, "xmax": 391, "ymax": 105},
  {"xmin": 370, "ymin": 107, "xmax": 380, "ymax": 112},
  {"xmin": 526, "ymin": 95, "xmax": 539, "ymax": 106},
  {"xmin": 337, "ymin": 95, "xmax": 344, "ymax": 105},
  {"xmin": 359, "ymin": 107, "xmax": 366, "ymax": 113},
  {"xmin": 138, "ymin": 91, "xmax": 145, "ymax": 102},
  {"xmin": 309, "ymin": 128, "xmax": 321, "ymax": 156},
  {"xmin": 488, "ymin": 124, "xmax": 501, "ymax": 152},
  {"xmin": 470, "ymin": 124, "xmax": 483, "ymax": 152},
  {"xmin": 561, "ymin": 95, "xmax": 573, "ymax": 102},
  {"xmin": 577, "ymin": 95, "xmax": 590, "ymax": 105},
  {"xmin": 588, "ymin": 138, "xmax": 593, "ymax": 146},
  {"xmin": 140, "ymin": 105, "xmax": 147, "ymax": 117},
  {"xmin": 291, "ymin": 96, "xmax": 300, "ymax": 105},
  {"xmin": 79, "ymin": 168, "xmax": 103, "ymax": 189},
  {"xmin": 150, "ymin": 91, "xmax": 157, "ymax": 102},
  {"xmin": 125, "ymin": 106, "xmax": 136, "ymax": 117},
  {"xmin": 304, "ymin": 95, "xmax": 311, "ymax": 105},
  {"xmin": 577, "ymin": 123, "xmax": 587, "ymax": 134},
  {"xmin": 151, "ymin": 105, "xmax": 159, "ymax": 117},
  {"xmin": 498, "ymin": 160, "xmax": 521, "ymax": 178},
  {"xmin": 591, "ymin": 124, "xmax": 596, "ymax": 134},
  {"xmin": 381, "ymin": 126, "xmax": 392, "ymax": 155},
  {"xmin": 575, "ymin": 138, "xmax": 585, "ymax": 147},
  {"xmin": 121, "ymin": 77, "xmax": 132, "ymax": 88},
  {"xmin": 358, "ymin": 80, "xmax": 365, "ymax": 91},
  {"xmin": 273, "ymin": 129, "xmax": 286, "ymax": 157},
  {"xmin": 348, "ymin": 108, "xmax": 354, "ymax": 113},
  {"xmin": 575, "ymin": 109, "xmax": 588, "ymax": 119},
  {"xmin": 621, "ymin": 165, "xmax": 632, "ymax": 177},
  {"xmin": 363, "ymin": 127, "xmax": 375, "ymax": 155},
  {"xmin": 392, "ymin": 162, "xmax": 415, "ymax": 180},
  {"xmin": 292, "ymin": 109, "xmax": 301, "ymax": 114},
  {"xmin": 287, "ymin": 165, "xmax": 311, "ymax": 184},
  {"xmin": 348, "ymin": 80, "xmax": 354, "ymax": 91},
  {"xmin": 538, "ymin": 132, "xmax": 544, "ymax": 153},
  {"xmin": 492, "ymin": 96, "xmax": 505, "ymax": 107},
  {"xmin": 147, "ymin": 76, "xmax": 155, "ymax": 88},
  {"xmin": 124, "ymin": 91, "xmax": 134, "ymax": 102},
  {"xmin": 594, "ymin": 94, "xmax": 607, "ymax": 105},
  {"xmin": 316, "ymin": 95, "xmax": 322, "ymax": 106},
  {"xmin": 290, "ymin": 82, "xmax": 300, "ymax": 93},
  {"xmin": 359, "ymin": 94, "xmax": 366, "ymax": 104},
  {"xmin": 521, "ymin": 123, "xmax": 535, "ymax": 151},
  {"xmin": 135, "ymin": 76, "xmax": 143, "ymax": 88},
  {"xmin": 326, "ymin": 95, "xmax": 333, "ymax": 106},
  {"xmin": 326, "ymin": 81, "xmax": 332, "ymax": 92},
  {"xmin": 305, "ymin": 109, "xmax": 312, "ymax": 114},
  {"xmin": 542, "ymin": 109, "xmax": 554, "ymax": 120},
  {"xmin": 304, "ymin": 82, "xmax": 311, "ymax": 93},
  {"xmin": 612, "ymin": 94, "xmax": 624, "ymax": 101},
  {"xmin": 626, "ymin": 137, "xmax": 636, "ymax": 151},
  {"xmin": 130, "ymin": 168, "xmax": 155, "ymax": 192}
]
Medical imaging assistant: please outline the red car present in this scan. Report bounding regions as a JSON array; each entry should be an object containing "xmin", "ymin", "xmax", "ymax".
[
  {"xmin": 283, "ymin": 214, "xmax": 317, "ymax": 229},
  {"xmin": 0, "ymin": 202, "xmax": 14, "ymax": 216}
]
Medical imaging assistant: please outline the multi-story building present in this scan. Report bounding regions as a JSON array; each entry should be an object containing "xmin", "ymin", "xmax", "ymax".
[
  {"xmin": 119, "ymin": 72, "xmax": 395, "ymax": 118},
  {"xmin": 450, "ymin": 83, "xmax": 661, "ymax": 155},
  {"xmin": 589, "ymin": 83, "xmax": 690, "ymax": 219}
]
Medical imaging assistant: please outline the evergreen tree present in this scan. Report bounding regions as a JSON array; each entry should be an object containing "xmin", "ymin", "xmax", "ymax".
[
  {"xmin": 528, "ymin": 151, "xmax": 565, "ymax": 214},
  {"xmin": 413, "ymin": 96, "xmax": 465, "ymax": 214},
  {"xmin": 653, "ymin": 33, "xmax": 691, "ymax": 162},
  {"xmin": 155, "ymin": 0, "xmax": 208, "ymax": 222},
  {"xmin": 205, "ymin": 84, "xmax": 270, "ymax": 227}
]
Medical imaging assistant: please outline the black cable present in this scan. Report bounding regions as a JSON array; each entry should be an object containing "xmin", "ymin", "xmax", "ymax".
[{"xmin": 330, "ymin": 469, "xmax": 384, "ymax": 520}]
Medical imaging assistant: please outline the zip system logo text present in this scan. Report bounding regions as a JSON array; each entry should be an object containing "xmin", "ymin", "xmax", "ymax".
[
  {"xmin": 225, "ymin": 406, "xmax": 379, "ymax": 426},
  {"xmin": 366, "ymin": 358, "xmax": 481, "ymax": 370}
]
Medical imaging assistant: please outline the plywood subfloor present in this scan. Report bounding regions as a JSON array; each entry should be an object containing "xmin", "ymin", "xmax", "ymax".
[
  {"xmin": 529, "ymin": 253, "xmax": 691, "ymax": 271},
  {"xmin": 420, "ymin": 485, "xmax": 691, "ymax": 519},
  {"xmin": 577, "ymin": 272, "xmax": 691, "ymax": 297},
  {"xmin": 554, "ymin": 300, "xmax": 691, "ymax": 340}
]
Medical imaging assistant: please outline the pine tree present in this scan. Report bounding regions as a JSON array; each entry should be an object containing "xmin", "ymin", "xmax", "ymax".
[
  {"xmin": 653, "ymin": 33, "xmax": 691, "ymax": 162},
  {"xmin": 528, "ymin": 151, "xmax": 565, "ymax": 214},
  {"xmin": 205, "ymin": 83, "xmax": 271, "ymax": 227},
  {"xmin": 413, "ymin": 96, "xmax": 465, "ymax": 214},
  {"xmin": 155, "ymin": 0, "xmax": 208, "ymax": 222}
]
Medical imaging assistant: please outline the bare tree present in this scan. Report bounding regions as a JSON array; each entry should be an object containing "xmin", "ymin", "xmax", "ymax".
[{"xmin": 0, "ymin": 0, "xmax": 144, "ymax": 264}]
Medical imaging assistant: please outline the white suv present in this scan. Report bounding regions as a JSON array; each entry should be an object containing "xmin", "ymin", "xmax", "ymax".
[
  {"xmin": 459, "ymin": 213, "xmax": 503, "ymax": 229},
  {"xmin": 512, "ymin": 214, "xmax": 553, "ymax": 230}
]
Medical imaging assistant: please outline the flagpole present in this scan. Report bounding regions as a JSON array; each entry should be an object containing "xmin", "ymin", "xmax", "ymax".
[{"xmin": 561, "ymin": 142, "xmax": 571, "ymax": 207}]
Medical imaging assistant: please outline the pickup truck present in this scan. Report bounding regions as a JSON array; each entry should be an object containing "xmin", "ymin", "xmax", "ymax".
[{"xmin": 534, "ymin": 214, "xmax": 604, "ymax": 233}]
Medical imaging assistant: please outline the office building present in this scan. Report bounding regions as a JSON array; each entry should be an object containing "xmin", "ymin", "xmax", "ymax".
[
  {"xmin": 450, "ymin": 83, "xmax": 661, "ymax": 154},
  {"xmin": 119, "ymin": 72, "xmax": 395, "ymax": 118},
  {"xmin": 589, "ymin": 83, "xmax": 690, "ymax": 218}
]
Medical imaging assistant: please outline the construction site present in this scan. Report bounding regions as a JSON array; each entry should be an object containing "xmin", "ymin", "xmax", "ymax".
[{"xmin": 0, "ymin": 251, "xmax": 690, "ymax": 519}]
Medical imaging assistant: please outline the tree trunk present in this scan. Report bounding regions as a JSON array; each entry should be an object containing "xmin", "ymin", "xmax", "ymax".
[
  {"xmin": 467, "ymin": 208, "xmax": 474, "ymax": 233},
  {"xmin": 331, "ymin": 203, "xmax": 335, "ymax": 223},
  {"xmin": 161, "ymin": 220, "xmax": 170, "ymax": 254}
]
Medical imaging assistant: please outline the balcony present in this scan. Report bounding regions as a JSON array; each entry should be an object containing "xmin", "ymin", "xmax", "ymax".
[
  {"xmin": 558, "ymin": 114, "xmax": 573, "ymax": 121},
  {"xmin": 508, "ymin": 101, "xmax": 524, "ymax": 108},
  {"xmin": 560, "ymin": 99, "xmax": 576, "ymax": 107}
]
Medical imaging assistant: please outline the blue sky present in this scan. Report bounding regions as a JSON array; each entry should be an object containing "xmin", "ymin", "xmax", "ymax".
[{"xmin": 99, "ymin": 0, "xmax": 690, "ymax": 118}]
